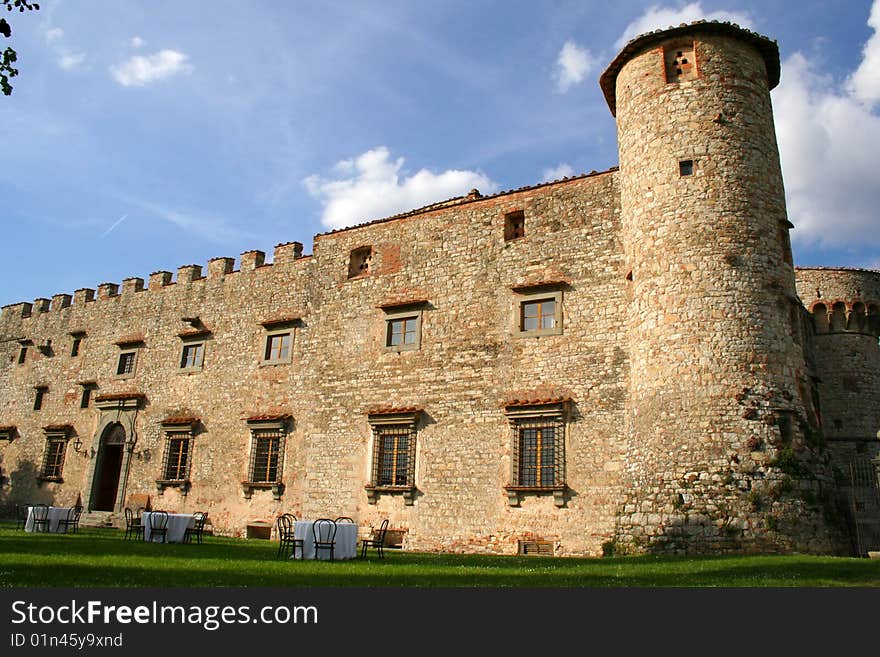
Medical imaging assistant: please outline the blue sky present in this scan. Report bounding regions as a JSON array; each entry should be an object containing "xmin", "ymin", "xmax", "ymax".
[{"xmin": 1, "ymin": 0, "xmax": 879, "ymax": 307}]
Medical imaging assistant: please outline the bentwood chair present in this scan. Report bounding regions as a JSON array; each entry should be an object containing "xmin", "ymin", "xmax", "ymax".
[
  {"xmin": 124, "ymin": 507, "xmax": 144, "ymax": 541},
  {"xmin": 184, "ymin": 512, "xmax": 208, "ymax": 544},
  {"xmin": 147, "ymin": 510, "xmax": 169, "ymax": 543},
  {"xmin": 14, "ymin": 503, "xmax": 28, "ymax": 530},
  {"xmin": 58, "ymin": 506, "xmax": 83, "ymax": 534},
  {"xmin": 31, "ymin": 503, "xmax": 50, "ymax": 533},
  {"xmin": 360, "ymin": 518, "xmax": 390, "ymax": 559},
  {"xmin": 312, "ymin": 518, "xmax": 337, "ymax": 561},
  {"xmin": 276, "ymin": 514, "xmax": 303, "ymax": 559},
  {"xmin": 334, "ymin": 516, "xmax": 355, "ymax": 523}
]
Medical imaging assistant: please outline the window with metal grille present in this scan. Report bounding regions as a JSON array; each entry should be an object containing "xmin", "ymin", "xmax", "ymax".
[
  {"xmin": 504, "ymin": 401, "xmax": 567, "ymax": 506},
  {"xmin": 512, "ymin": 418, "xmax": 564, "ymax": 488},
  {"xmin": 41, "ymin": 438, "xmax": 67, "ymax": 480},
  {"xmin": 263, "ymin": 332, "xmax": 291, "ymax": 363},
  {"xmin": 180, "ymin": 342, "xmax": 205, "ymax": 369},
  {"xmin": 116, "ymin": 351, "xmax": 137, "ymax": 376},
  {"xmin": 249, "ymin": 430, "xmax": 284, "ymax": 483},
  {"xmin": 376, "ymin": 426, "xmax": 413, "ymax": 486},
  {"xmin": 162, "ymin": 432, "xmax": 191, "ymax": 481},
  {"xmin": 366, "ymin": 410, "xmax": 419, "ymax": 504}
]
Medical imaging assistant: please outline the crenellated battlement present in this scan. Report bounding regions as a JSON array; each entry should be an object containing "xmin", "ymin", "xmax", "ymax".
[{"xmin": 0, "ymin": 241, "xmax": 308, "ymax": 323}]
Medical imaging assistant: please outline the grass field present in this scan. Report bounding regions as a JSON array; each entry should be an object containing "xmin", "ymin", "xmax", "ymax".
[{"xmin": 1, "ymin": 523, "xmax": 878, "ymax": 587}]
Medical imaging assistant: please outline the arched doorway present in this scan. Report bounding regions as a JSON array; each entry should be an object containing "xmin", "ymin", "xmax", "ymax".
[{"xmin": 91, "ymin": 423, "xmax": 126, "ymax": 511}]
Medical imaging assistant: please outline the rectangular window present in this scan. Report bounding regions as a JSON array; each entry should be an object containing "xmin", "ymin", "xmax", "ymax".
[
  {"xmin": 521, "ymin": 299, "xmax": 556, "ymax": 332},
  {"xmin": 41, "ymin": 439, "xmax": 66, "ymax": 480},
  {"xmin": 263, "ymin": 332, "xmax": 291, "ymax": 364},
  {"xmin": 518, "ymin": 426, "xmax": 556, "ymax": 487},
  {"xmin": 163, "ymin": 433, "xmax": 191, "ymax": 481},
  {"xmin": 17, "ymin": 346, "xmax": 27, "ymax": 364},
  {"xmin": 387, "ymin": 317, "xmax": 418, "ymax": 347},
  {"xmin": 515, "ymin": 290, "xmax": 563, "ymax": 337},
  {"xmin": 679, "ymin": 159, "xmax": 694, "ymax": 176},
  {"xmin": 180, "ymin": 342, "xmax": 205, "ymax": 370},
  {"xmin": 504, "ymin": 210, "xmax": 525, "ymax": 241},
  {"xmin": 250, "ymin": 430, "xmax": 283, "ymax": 483},
  {"xmin": 71, "ymin": 337, "xmax": 82, "ymax": 357},
  {"xmin": 366, "ymin": 409, "xmax": 419, "ymax": 505},
  {"xmin": 116, "ymin": 351, "xmax": 137, "ymax": 377},
  {"xmin": 505, "ymin": 402, "xmax": 567, "ymax": 507},
  {"xmin": 80, "ymin": 387, "xmax": 92, "ymax": 409},
  {"xmin": 33, "ymin": 387, "xmax": 47, "ymax": 411},
  {"xmin": 377, "ymin": 426, "xmax": 411, "ymax": 486}
]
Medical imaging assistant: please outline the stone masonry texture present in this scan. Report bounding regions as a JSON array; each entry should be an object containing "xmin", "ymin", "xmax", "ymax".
[{"xmin": 0, "ymin": 21, "xmax": 877, "ymax": 556}]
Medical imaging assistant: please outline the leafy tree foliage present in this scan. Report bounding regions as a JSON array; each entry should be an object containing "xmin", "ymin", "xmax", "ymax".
[{"xmin": 1, "ymin": 1, "xmax": 39, "ymax": 96}]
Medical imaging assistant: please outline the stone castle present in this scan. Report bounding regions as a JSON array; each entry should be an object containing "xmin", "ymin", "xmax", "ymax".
[{"xmin": 2, "ymin": 21, "xmax": 879, "ymax": 556}]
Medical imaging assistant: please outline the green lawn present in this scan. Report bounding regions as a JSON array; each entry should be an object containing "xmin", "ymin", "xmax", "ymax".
[{"xmin": 1, "ymin": 523, "xmax": 878, "ymax": 587}]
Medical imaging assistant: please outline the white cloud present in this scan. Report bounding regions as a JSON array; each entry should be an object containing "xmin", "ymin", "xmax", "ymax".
[
  {"xmin": 304, "ymin": 147, "xmax": 497, "ymax": 230},
  {"xmin": 44, "ymin": 27, "xmax": 64, "ymax": 43},
  {"xmin": 555, "ymin": 41, "xmax": 596, "ymax": 92},
  {"xmin": 846, "ymin": 0, "xmax": 880, "ymax": 105},
  {"xmin": 111, "ymin": 49, "xmax": 191, "ymax": 87},
  {"xmin": 616, "ymin": 3, "xmax": 753, "ymax": 49},
  {"xmin": 541, "ymin": 163, "xmax": 575, "ymax": 182},
  {"xmin": 59, "ymin": 52, "xmax": 86, "ymax": 70},
  {"xmin": 130, "ymin": 36, "xmax": 146, "ymax": 49},
  {"xmin": 774, "ymin": 44, "xmax": 880, "ymax": 248}
]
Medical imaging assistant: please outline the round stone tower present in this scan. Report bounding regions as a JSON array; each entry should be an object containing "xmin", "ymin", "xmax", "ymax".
[{"xmin": 600, "ymin": 22, "xmax": 848, "ymax": 554}]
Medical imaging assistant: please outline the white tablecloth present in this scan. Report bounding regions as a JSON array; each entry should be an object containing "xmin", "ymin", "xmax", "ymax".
[
  {"xmin": 25, "ymin": 506, "xmax": 71, "ymax": 533},
  {"xmin": 142, "ymin": 512, "xmax": 195, "ymax": 543},
  {"xmin": 293, "ymin": 520, "xmax": 359, "ymax": 560}
]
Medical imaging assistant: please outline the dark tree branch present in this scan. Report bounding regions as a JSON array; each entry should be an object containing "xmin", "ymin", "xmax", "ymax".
[{"xmin": 1, "ymin": 0, "xmax": 39, "ymax": 96}]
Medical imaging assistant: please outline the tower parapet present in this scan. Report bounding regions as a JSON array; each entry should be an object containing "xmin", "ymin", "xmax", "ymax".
[{"xmin": 602, "ymin": 21, "xmax": 846, "ymax": 554}]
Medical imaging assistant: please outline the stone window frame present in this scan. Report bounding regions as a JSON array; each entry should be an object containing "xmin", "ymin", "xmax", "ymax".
[
  {"xmin": 504, "ymin": 401, "xmax": 568, "ymax": 507},
  {"xmin": 242, "ymin": 416, "xmax": 289, "ymax": 500},
  {"xmin": 178, "ymin": 332, "xmax": 209, "ymax": 373},
  {"xmin": 258, "ymin": 318, "xmax": 299, "ymax": 367},
  {"xmin": 156, "ymin": 418, "xmax": 198, "ymax": 496},
  {"xmin": 382, "ymin": 306, "xmax": 424, "ymax": 353},
  {"xmin": 513, "ymin": 289, "xmax": 563, "ymax": 338},
  {"xmin": 365, "ymin": 409, "xmax": 420, "ymax": 506},
  {"xmin": 38, "ymin": 425, "xmax": 72, "ymax": 483}
]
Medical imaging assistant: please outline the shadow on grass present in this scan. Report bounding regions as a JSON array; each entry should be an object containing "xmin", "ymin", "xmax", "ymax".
[{"xmin": 1, "ymin": 523, "xmax": 878, "ymax": 587}]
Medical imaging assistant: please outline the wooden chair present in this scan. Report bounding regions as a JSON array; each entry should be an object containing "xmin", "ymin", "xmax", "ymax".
[
  {"xmin": 360, "ymin": 518, "xmax": 390, "ymax": 559},
  {"xmin": 184, "ymin": 512, "xmax": 208, "ymax": 544},
  {"xmin": 58, "ymin": 506, "xmax": 82, "ymax": 534},
  {"xmin": 31, "ymin": 503, "xmax": 50, "ymax": 533},
  {"xmin": 147, "ymin": 510, "xmax": 169, "ymax": 543},
  {"xmin": 124, "ymin": 507, "xmax": 144, "ymax": 541},
  {"xmin": 312, "ymin": 518, "xmax": 337, "ymax": 561},
  {"xmin": 14, "ymin": 503, "xmax": 28, "ymax": 530},
  {"xmin": 276, "ymin": 514, "xmax": 303, "ymax": 559}
]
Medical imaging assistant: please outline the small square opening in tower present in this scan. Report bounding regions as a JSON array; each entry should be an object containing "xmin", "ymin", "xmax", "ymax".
[
  {"xmin": 679, "ymin": 159, "xmax": 694, "ymax": 176},
  {"xmin": 504, "ymin": 210, "xmax": 525, "ymax": 241},
  {"xmin": 664, "ymin": 42, "xmax": 696, "ymax": 83},
  {"xmin": 348, "ymin": 246, "xmax": 373, "ymax": 278}
]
